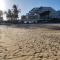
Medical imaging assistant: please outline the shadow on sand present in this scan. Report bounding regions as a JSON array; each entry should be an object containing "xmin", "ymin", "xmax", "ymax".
[{"xmin": 4, "ymin": 24, "xmax": 60, "ymax": 30}]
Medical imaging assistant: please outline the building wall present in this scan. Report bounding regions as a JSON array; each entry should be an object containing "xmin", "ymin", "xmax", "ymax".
[{"xmin": 21, "ymin": 7, "xmax": 60, "ymax": 20}]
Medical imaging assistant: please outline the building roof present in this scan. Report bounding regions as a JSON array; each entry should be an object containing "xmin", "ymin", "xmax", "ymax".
[{"xmin": 27, "ymin": 7, "xmax": 56, "ymax": 15}]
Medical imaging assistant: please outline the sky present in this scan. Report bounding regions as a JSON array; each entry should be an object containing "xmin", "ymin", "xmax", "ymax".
[{"xmin": 0, "ymin": 0, "xmax": 60, "ymax": 17}]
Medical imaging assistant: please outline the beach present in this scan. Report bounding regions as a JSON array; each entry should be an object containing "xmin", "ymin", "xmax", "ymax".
[{"xmin": 0, "ymin": 24, "xmax": 60, "ymax": 60}]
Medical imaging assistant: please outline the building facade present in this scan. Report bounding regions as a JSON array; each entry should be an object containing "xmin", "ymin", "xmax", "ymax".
[{"xmin": 21, "ymin": 7, "xmax": 60, "ymax": 23}]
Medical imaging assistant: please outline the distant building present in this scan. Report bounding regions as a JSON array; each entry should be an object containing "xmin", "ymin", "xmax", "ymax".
[
  {"xmin": 21, "ymin": 7, "xmax": 60, "ymax": 23},
  {"xmin": 21, "ymin": 15, "xmax": 27, "ymax": 20},
  {"xmin": 21, "ymin": 7, "xmax": 60, "ymax": 19}
]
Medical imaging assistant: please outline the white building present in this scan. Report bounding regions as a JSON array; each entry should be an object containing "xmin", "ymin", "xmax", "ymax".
[
  {"xmin": 21, "ymin": 7, "xmax": 60, "ymax": 23},
  {"xmin": 22, "ymin": 7, "xmax": 60, "ymax": 19}
]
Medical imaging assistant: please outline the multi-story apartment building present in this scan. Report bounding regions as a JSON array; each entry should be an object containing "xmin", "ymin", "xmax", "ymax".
[{"xmin": 21, "ymin": 7, "xmax": 60, "ymax": 23}]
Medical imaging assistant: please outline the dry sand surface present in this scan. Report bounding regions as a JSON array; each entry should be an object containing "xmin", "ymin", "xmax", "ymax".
[{"xmin": 0, "ymin": 24, "xmax": 60, "ymax": 60}]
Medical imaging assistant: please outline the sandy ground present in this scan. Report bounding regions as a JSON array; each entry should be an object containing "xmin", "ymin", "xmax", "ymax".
[{"xmin": 0, "ymin": 24, "xmax": 60, "ymax": 60}]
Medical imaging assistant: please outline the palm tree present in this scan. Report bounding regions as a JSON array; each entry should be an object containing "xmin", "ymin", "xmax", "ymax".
[
  {"xmin": 12, "ymin": 4, "xmax": 20, "ymax": 20},
  {"xmin": 5, "ymin": 9, "xmax": 12, "ymax": 20},
  {"xmin": 5, "ymin": 4, "xmax": 21, "ymax": 24},
  {"xmin": 0, "ymin": 10, "xmax": 3, "ymax": 24},
  {"xmin": 0, "ymin": 10, "xmax": 3, "ymax": 20}
]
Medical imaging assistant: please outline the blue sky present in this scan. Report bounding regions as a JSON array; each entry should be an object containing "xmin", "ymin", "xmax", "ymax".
[{"xmin": 5, "ymin": 0, "xmax": 60, "ymax": 15}]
